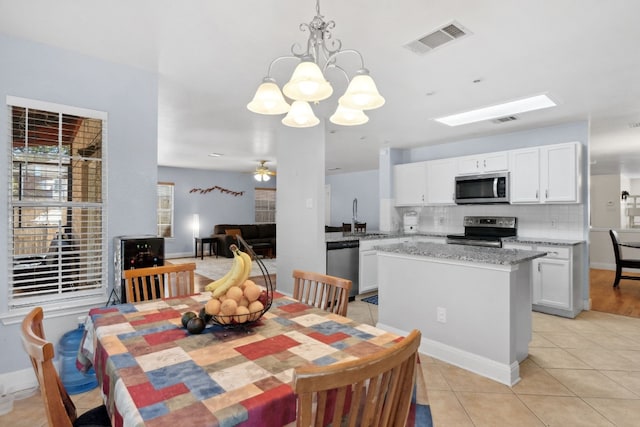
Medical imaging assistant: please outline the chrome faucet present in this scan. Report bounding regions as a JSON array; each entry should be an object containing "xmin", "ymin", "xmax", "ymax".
[{"xmin": 352, "ymin": 198, "xmax": 358, "ymax": 232}]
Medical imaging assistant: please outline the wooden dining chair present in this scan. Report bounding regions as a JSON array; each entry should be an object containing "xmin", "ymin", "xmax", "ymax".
[
  {"xmin": 123, "ymin": 262, "xmax": 196, "ymax": 303},
  {"xmin": 20, "ymin": 307, "xmax": 111, "ymax": 427},
  {"xmin": 292, "ymin": 270, "xmax": 352, "ymax": 317},
  {"xmin": 342, "ymin": 223, "xmax": 352, "ymax": 232},
  {"xmin": 354, "ymin": 222, "xmax": 367, "ymax": 233},
  {"xmin": 293, "ymin": 329, "xmax": 421, "ymax": 427},
  {"xmin": 609, "ymin": 230, "xmax": 640, "ymax": 288}
]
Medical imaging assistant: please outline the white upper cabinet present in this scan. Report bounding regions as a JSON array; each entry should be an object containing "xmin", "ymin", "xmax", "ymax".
[
  {"xmin": 457, "ymin": 152, "xmax": 509, "ymax": 175},
  {"xmin": 425, "ymin": 158, "xmax": 457, "ymax": 204},
  {"xmin": 509, "ymin": 148, "xmax": 541, "ymax": 203},
  {"xmin": 394, "ymin": 162, "xmax": 428, "ymax": 206},
  {"xmin": 541, "ymin": 142, "xmax": 581, "ymax": 203},
  {"xmin": 509, "ymin": 142, "xmax": 581, "ymax": 204}
]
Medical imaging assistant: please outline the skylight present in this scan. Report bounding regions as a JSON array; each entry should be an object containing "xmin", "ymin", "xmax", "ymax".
[{"xmin": 434, "ymin": 94, "xmax": 556, "ymax": 126}]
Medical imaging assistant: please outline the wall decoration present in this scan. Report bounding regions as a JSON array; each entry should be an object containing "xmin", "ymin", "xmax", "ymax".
[{"xmin": 189, "ymin": 185, "xmax": 245, "ymax": 197}]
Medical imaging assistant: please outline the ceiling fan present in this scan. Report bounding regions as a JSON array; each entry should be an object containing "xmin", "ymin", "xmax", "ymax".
[{"xmin": 253, "ymin": 160, "xmax": 276, "ymax": 182}]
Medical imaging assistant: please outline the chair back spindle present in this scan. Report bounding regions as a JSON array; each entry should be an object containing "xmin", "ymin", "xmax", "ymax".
[
  {"xmin": 123, "ymin": 263, "xmax": 196, "ymax": 302},
  {"xmin": 294, "ymin": 329, "xmax": 421, "ymax": 427},
  {"xmin": 292, "ymin": 270, "xmax": 352, "ymax": 317}
]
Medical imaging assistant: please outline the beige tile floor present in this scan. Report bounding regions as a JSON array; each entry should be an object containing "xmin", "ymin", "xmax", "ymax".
[{"xmin": 4, "ymin": 298, "xmax": 640, "ymax": 426}]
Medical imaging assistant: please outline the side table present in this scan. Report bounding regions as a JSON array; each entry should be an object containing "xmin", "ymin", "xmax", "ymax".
[{"xmin": 194, "ymin": 237, "xmax": 218, "ymax": 260}]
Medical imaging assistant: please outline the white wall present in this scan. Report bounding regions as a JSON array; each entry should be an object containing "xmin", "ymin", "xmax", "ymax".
[
  {"xmin": 590, "ymin": 175, "xmax": 621, "ymax": 228},
  {"xmin": 276, "ymin": 124, "xmax": 326, "ymax": 296},
  {"xmin": 325, "ymin": 170, "xmax": 379, "ymax": 230},
  {"xmin": 0, "ymin": 34, "xmax": 158, "ymax": 385}
]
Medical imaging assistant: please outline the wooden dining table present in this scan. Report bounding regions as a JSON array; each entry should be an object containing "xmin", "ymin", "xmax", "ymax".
[{"xmin": 78, "ymin": 291, "xmax": 431, "ymax": 427}]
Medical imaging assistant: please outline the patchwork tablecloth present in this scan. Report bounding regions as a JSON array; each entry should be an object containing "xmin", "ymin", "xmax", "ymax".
[{"xmin": 79, "ymin": 292, "xmax": 431, "ymax": 426}]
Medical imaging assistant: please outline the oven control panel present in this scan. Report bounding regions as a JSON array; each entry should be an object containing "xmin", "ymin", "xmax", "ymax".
[{"xmin": 463, "ymin": 216, "xmax": 516, "ymax": 229}]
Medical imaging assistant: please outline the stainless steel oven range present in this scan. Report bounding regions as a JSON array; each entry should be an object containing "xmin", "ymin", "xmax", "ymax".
[{"xmin": 446, "ymin": 216, "xmax": 517, "ymax": 248}]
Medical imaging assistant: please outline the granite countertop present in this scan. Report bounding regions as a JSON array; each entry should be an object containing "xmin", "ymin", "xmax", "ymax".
[
  {"xmin": 503, "ymin": 236, "xmax": 585, "ymax": 246},
  {"xmin": 325, "ymin": 231, "xmax": 447, "ymax": 243},
  {"xmin": 374, "ymin": 241, "xmax": 546, "ymax": 266}
]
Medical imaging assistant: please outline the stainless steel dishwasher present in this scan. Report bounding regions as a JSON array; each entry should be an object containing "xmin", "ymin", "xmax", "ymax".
[{"xmin": 326, "ymin": 240, "xmax": 359, "ymax": 300}]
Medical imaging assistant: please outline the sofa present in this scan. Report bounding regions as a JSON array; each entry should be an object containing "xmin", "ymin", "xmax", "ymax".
[{"xmin": 212, "ymin": 223, "xmax": 276, "ymax": 258}]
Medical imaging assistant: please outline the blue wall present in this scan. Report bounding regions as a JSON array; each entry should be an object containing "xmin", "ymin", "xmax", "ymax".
[
  {"xmin": 0, "ymin": 33, "xmax": 158, "ymax": 376},
  {"xmin": 326, "ymin": 169, "xmax": 380, "ymax": 230},
  {"xmin": 158, "ymin": 166, "xmax": 276, "ymax": 257}
]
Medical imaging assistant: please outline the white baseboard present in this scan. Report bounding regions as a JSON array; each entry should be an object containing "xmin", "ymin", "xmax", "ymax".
[
  {"xmin": 376, "ymin": 322, "xmax": 520, "ymax": 386},
  {"xmin": 166, "ymin": 252, "xmax": 194, "ymax": 259},
  {"xmin": 0, "ymin": 368, "xmax": 38, "ymax": 395}
]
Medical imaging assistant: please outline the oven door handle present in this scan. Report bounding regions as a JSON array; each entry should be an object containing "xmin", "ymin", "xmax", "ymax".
[{"xmin": 493, "ymin": 178, "xmax": 498, "ymax": 198}]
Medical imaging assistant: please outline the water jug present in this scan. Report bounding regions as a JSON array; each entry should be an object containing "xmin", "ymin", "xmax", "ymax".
[{"xmin": 58, "ymin": 318, "xmax": 98, "ymax": 395}]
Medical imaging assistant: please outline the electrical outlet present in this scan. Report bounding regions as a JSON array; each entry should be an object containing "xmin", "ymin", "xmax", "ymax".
[
  {"xmin": 438, "ymin": 216, "xmax": 444, "ymax": 225},
  {"xmin": 550, "ymin": 216, "xmax": 559, "ymax": 229},
  {"xmin": 436, "ymin": 307, "xmax": 447, "ymax": 323}
]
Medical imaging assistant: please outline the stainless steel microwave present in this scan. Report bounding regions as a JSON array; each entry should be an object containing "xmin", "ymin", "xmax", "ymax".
[{"xmin": 455, "ymin": 172, "xmax": 510, "ymax": 204}]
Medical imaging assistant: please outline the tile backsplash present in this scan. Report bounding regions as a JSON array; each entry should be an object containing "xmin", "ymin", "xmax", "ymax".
[{"xmin": 402, "ymin": 204, "xmax": 585, "ymax": 240}]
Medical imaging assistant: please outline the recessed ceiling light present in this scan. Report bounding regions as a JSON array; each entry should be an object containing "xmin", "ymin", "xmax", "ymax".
[
  {"xmin": 208, "ymin": 153, "xmax": 223, "ymax": 157},
  {"xmin": 434, "ymin": 94, "xmax": 556, "ymax": 127}
]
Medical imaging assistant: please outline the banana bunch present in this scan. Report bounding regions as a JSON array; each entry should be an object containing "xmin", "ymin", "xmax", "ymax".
[{"xmin": 205, "ymin": 244, "xmax": 252, "ymax": 297}]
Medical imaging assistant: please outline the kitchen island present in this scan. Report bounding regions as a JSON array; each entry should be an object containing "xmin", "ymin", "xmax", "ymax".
[{"xmin": 375, "ymin": 242, "xmax": 546, "ymax": 386}]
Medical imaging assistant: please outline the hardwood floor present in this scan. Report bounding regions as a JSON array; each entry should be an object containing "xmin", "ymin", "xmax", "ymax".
[{"xmin": 590, "ymin": 268, "xmax": 640, "ymax": 317}]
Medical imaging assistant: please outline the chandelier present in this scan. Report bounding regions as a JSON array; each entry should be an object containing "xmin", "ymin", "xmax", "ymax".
[{"xmin": 246, "ymin": 0, "xmax": 385, "ymax": 128}]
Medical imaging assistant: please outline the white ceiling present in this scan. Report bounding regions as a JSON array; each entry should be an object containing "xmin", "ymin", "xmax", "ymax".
[{"xmin": 1, "ymin": 0, "xmax": 639, "ymax": 176}]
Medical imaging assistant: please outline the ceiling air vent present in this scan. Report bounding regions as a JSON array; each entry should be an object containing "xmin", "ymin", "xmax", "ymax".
[
  {"xmin": 493, "ymin": 116, "xmax": 518, "ymax": 124},
  {"xmin": 404, "ymin": 21, "xmax": 471, "ymax": 55}
]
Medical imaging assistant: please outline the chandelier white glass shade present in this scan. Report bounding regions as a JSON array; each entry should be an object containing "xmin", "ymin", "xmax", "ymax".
[
  {"xmin": 282, "ymin": 57, "xmax": 333, "ymax": 102},
  {"xmin": 246, "ymin": 0, "xmax": 384, "ymax": 128},
  {"xmin": 329, "ymin": 105, "xmax": 369, "ymax": 126},
  {"xmin": 247, "ymin": 78, "xmax": 291, "ymax": 115},
  {"xmin": 282, "ymin": 101, "xmax": 320, "ymax": 128},
  {"xmin": 338, "ymin": 71, "xmax": 385, "ymax": 110}
]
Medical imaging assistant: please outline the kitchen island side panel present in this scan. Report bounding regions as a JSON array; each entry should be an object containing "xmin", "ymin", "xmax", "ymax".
[{"xmin": 376, "ymin": 252, "xmax": 532, "ymax": 386}]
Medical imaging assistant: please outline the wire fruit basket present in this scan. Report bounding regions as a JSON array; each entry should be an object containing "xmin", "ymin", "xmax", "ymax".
[{"xmin": 206, "ymin": 236, "xmax": 274, "ymax": 329}]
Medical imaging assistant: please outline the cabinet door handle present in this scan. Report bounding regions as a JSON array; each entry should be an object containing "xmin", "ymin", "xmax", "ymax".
[
  {"xmin": 535, "ymin": 190, "xmax": 538, "ymax": 199},
  {"xmin": 483, "ymin": 159, "xmax": 487, "ymax": 168},
  {"xmin": 545, "ymin": 189, "xmax": 548, "ymax": 199},
  {"xmin": 538, "ymin": 263, "xmax": 541, "ymax": 272},
  {"xmin": 476, "ymin": 160, "xmax": 479, "ymax": 169}
]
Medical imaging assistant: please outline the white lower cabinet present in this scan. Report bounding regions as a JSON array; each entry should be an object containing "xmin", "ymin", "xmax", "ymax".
[
  {"xmin": 503, "ymin": 242, "xmax": 582, "ymax": 318},
  {"xmin": 358, "ymin": 236, "xmax": 445, "ymax": 293},
  {"xmin": 359, "ymin": 250, "xmax": 378, "ymax": 293},
  {"xmin": 359, "ymin": 239, "xmax": 387, "ymax": 293},
  {"xmin": 533, "ymin": 256, "xmax": 570, "ymax": 309}
]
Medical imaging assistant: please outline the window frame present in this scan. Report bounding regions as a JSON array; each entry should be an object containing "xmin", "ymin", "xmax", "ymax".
[
  {"xmin": 255, "ymin": 187, "xmax": 276, "ymax": 224},
  {"xmin": 5, "ymin": 96, "xmax": 108, "ymax": 315},
  {"xmin": 157, "ymin": 182, "xmax": 174, "ymax": 238}
]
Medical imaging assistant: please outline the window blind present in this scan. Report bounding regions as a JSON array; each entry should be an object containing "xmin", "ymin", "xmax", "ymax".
[
  {"xmin": 8, "ymin": 98, "xmax": 107, "ymax": 309},
  {"xmin": 255, "ymin": 187, "xmax": 276, "ymax": 223},
  {"xmin": 157, "ymin": 182, "xmax": 174, "ymax": 237}
]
